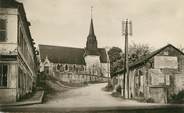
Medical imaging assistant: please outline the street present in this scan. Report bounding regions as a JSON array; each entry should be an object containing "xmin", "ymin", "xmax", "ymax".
[
  {"xmin": 28, "ymin": 83, "xmax": 149, "ymax": 108},
  {"xmin": 2, "ymin": 83, "xmax": 184, "ymax": 113}
]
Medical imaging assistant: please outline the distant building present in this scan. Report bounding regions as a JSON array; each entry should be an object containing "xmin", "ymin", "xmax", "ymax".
[
  {"xmin": 113, "ymin": 44, "xmax": 184, "ymax": 103},
  {"xmin": 39, "ymin": 18, "xmax": 110, "ymax": 82},
  {"xmin": 0, "ymin": 0, "xmax": 38, "ymax": 103}
]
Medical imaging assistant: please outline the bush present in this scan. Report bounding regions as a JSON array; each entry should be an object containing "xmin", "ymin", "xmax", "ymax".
[
  {"xmin": 146, "ymin": 98, "xmax": 155, "ymax": 103},
  {"xmin": 111, "ymin": 85, "xmax": 122, "ymax": 97},
  {"xmin": 170, "ymin": 90, "xmax": 184, "ymax": 103},
  {"xmin": 116, "ymin": 85, "xmax": 122, "ymax": 94},
  {"xmin": 103, "ymin": 83, "xmax": 113, "ymax": 92}
]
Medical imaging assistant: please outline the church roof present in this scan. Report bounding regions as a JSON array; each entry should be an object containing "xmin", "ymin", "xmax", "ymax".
[
  {"xmin": 39, "ymin": 44, "xmax": 86, "ymax": 65},
  {"xmin": 39, "ymin": 44, "xmax": 108, "ymax": 65}
]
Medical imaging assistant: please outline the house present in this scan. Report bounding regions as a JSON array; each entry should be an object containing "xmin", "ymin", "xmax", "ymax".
[
  {"xmin": 113, "ymin": 44, "xmax": 184, "ymax": 103},
  {"xmin": 39, "ymin": 18, "xmax": 110, "ymax": 83},
  {"xmin": 0, "ymin": 0, "xmax": 38, "ymax": 103}
]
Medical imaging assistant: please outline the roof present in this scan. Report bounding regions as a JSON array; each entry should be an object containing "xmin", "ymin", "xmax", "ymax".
[
  {"xmin": 115, "ymin": 44, "xmax": 184, "ymax": 75},
  {"xmin": 39, "ymin": 44, "xmax": 108, "ymax": 65},
  {"xmin": 39, "ymin": 45, "xmax": 86, "ymax": 65},
  {"xmin": 84, "ymin": 49, "xmax": 100, "ymax": 56},
  {"xmin": 0, "ymin": 0, "xmax": 17, "ymax": 8}
]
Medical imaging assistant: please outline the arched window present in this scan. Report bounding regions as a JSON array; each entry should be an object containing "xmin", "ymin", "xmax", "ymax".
[
  {"xmin": 56, "ymin": 64, "xmax": 60, "ymax": 71},
  {"xmin": 65, "ymin": 65, "xmax": 68, "ymax": 71},
  {"xmin": 81, "ymin": 65, "xmax": 84, "ymax": 71}
]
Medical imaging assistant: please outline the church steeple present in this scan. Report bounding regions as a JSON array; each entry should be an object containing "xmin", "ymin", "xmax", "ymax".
[
  {"xmin": 86, "ymin": 18, "xmax": 98, "ymax": 51},
  {"xmin": 85, "ymin": 7, "xmax": 99, "ymax": 56},
  {"xmin": 86, "ymin": 7, "xmax": 98, "ymax": 51},
  {"xmin": 88, "ymin": 19, "xmax": 95, "ymax": 37}
]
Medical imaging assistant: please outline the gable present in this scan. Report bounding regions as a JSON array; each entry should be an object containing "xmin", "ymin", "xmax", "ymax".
[{"xmin": 115, "ymin": 44, "xmax": 184, "ymax": 75}]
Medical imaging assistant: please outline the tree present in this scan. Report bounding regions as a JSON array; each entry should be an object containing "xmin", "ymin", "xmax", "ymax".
[
  {"xmin": 128, "ymin": 42, "xmax": 152, "ymax": 64},
  {"xmin": 108, "ymin": 43, "xmax": 152, "ymax": 77},
  {"xmin": 108, "ymin": 47, "xmax": 123, "ymax": 76},
  {"xmin": 108, "ymin": 47, "xmax": 122, "ymax": 63}
]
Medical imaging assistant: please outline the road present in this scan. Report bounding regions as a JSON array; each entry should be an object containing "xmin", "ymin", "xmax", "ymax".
[
  {"xmin": 31, "ymin": 83, "xmax": 149, "ymax": 108},
  {"xmin": 2, "ymin": 83, "xmax": 184, "ymax": 112}
]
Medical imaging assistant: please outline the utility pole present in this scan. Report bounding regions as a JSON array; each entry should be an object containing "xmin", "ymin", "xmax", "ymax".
[
  {"xmin": 105, "ymin": 47, "xmax": 110, "ymax": 84},
  {"xmin": 122, "ymin": 19, "xmax": 132, "ymax": 99}
]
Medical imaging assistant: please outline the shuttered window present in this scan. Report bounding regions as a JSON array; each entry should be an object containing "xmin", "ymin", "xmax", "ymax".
[
  {"xmin": 0, "ymin": 64, "xmax": 8, "ymax": 87},
  {"xmin": 0, "ymin": 19, "xmax": 7, "ymax": 41}
]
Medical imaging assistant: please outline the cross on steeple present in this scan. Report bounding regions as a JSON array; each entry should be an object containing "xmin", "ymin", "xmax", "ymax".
[{"xmin": 91, "ymin": 6, "xmax": 93, "ymax": 19}]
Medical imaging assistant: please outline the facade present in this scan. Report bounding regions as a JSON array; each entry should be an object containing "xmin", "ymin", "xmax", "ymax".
[
  {"xmin": 0, "ymin": 0, "xmax": 38, "ymax": 103},
  {"xmin": 39, "ymin": 18, "xmax": 109, "ymax": 83},
  {"xmin": 113, "ymin": 44, "xmax": 184, "ymax": 103}
]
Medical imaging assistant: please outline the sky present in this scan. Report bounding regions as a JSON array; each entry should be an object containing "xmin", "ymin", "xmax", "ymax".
[{"xmin": 17, "ymin": 0, "xmax": 184, "ymax": 50}]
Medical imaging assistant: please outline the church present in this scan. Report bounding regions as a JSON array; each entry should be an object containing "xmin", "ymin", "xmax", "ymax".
[{"xmin": 39, "ymin": 17, "xmax": 110, "ymax": 82}]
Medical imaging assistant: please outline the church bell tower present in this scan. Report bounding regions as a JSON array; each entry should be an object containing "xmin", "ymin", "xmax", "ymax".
[
  {"xmin": 84, "ymin": 7, "xmax": 101, "ymax": 76},
  {"xmin": 85, "ymin": 7, "xmax": 99, "ymax": 56}
]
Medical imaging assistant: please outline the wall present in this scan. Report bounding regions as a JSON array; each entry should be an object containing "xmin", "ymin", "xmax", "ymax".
[
  {"xmin": 84, "ymin": 55, "xmax": 101, "ymax": 75},
  {"xmin": 0, "ymin": 5, "xmax": 37, "ymax": 103},
  {"xmin": 113, "ymin": 46, "xmax": 184, "ymax": 103},
  {"xmin": 54, "ymin": 72, "xmax": 107, "ymax": 84},
  {"xmin": 0, "ymin": 8, "xmax": 18, "ymax": 103},
  {"xmin": 40, "ymin": 60, "xmax": 108, "ymax": 84},
  {"xmin": 15, "ymin": 5, "xmax": 38, "ymax": 100},
  {"xmin": 0, "ymin": 61, "xmax": 18, "ymax": 103},
  {"xmin": 101, "ymin": 63, "xmax": 110, "ymax": 77},
  {"xmin": 0, "ymin": 8, "xmax": 17, "ymax": 54},
  {"xmin": 0, "ymin": 88, "xmax": 16, "ymax": 103}
]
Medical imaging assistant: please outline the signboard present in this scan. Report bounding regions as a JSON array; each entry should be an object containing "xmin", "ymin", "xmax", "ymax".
[
  {"xmin": 175, "ymin": 74, "xmax": 184, "ymax": 92},
  {"xmin": 154, "ymin": 56, "xmax": 178, "ymax": 69},
  {"xmin": 149, "ymin": 69, "xmax": 165, "ymax": 85}
]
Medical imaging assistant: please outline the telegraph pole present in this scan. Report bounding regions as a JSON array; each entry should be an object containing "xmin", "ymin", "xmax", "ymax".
[{"xmin": 122, "ymin": 19, "xmax": 132, "ymax": 99}]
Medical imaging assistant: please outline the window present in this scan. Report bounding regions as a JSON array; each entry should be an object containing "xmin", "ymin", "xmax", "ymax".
[
  {"xmin": 56, "ymin": 64, "xmax": 60, "ymax": 71},
  {"xmin": 44, "ymin": 66, "xmax": 49, "ymax": 74},
  {"xmin": 0, "ymin": 64, "xmax": 8, "ymax": 87},
  {"xmin": 65, "ymin": 65, "xmax": 68, "ymax": 71},
  {"xmin": 0, "ymin": 19, "xmax": 7, "ymax": 41}
]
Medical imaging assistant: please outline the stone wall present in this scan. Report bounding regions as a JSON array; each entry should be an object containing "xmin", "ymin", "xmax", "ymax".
[
  {"xmin": 53, "ymin": 71, "xmax": 107, "ymax": 84},
  {"xmin": 0, "ymin": 88, "xmax": 16, "ymax": 104}
]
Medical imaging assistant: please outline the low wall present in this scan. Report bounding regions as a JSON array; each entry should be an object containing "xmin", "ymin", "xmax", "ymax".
[
  {"xmin": 0, "ymin": 88, "xmax": 16, "ymax": 104},
  {"xmin": 53, "ymin": 71, "xmax": 108, "ymax": 84}
]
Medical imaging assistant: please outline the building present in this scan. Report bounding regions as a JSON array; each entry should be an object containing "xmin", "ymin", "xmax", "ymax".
[
  {"xmin": 0, "ymin": 0, "xmax": 38, "ymax": 103},
  {"xmin": 39, "ymin": 18, "xmax": 110, "ymax": 83},
  {"xmin": 113, "ymin": 44, "xmax": 184, "ymax": 103}
]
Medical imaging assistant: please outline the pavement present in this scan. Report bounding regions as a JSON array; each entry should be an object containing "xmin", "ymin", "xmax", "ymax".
[{"xmin": 0, "ymin": 90, "xmax": 44, "ymax": 107}]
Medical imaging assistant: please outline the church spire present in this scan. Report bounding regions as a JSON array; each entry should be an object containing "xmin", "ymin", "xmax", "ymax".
[
  {"xmin": 86, "ymin": 19, "xmax": 97, "ymax": 50},
  {"xmin": 85, "ymin": 7, "xmax": 99, "ymax": 55},
  {"xmin": 88, "ymin": 18, "xmax": 95, "ymax": 37},
  {"xmin": 88, "ymin": 6, "xmax": 95, "ymax": 37}
]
